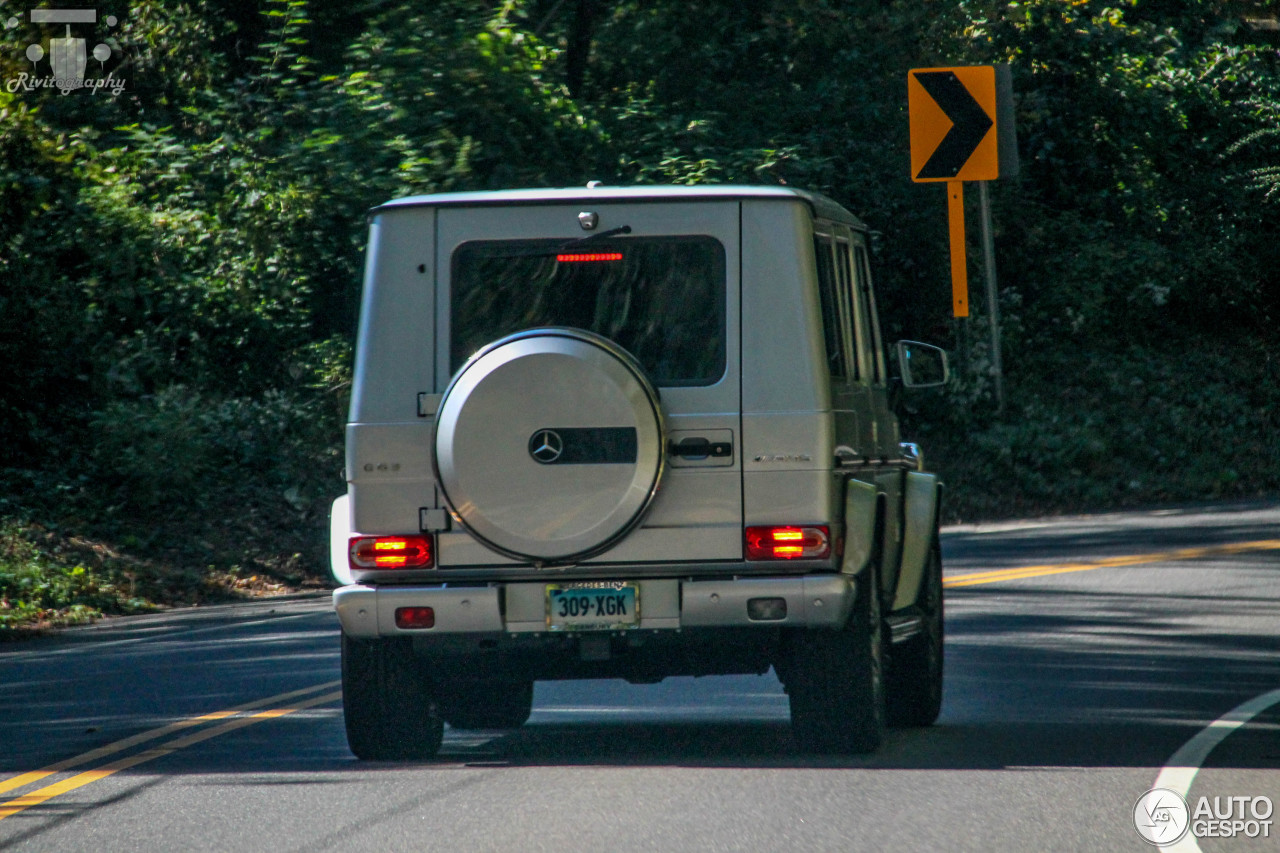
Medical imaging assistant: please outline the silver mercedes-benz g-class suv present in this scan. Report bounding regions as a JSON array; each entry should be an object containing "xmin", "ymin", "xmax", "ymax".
[{"xmin": 330, "ymin": 185, "xmax": 949, "ymax": 759}]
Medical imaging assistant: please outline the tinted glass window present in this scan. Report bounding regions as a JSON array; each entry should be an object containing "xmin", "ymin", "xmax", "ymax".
[
  {"xmin": 451, "ymin": 236, "xmax": 726, "ymax": 386},
  {"xmin": 813, "ymin": 237, "xmax": 847, "ymax": 379},
  {"xmin": 835, "ymin": 240, "xmax": 861, "ymax": 381},
  {"xmin": 855, "ymin": 245, "xmax": 887, "ymax": 384}
]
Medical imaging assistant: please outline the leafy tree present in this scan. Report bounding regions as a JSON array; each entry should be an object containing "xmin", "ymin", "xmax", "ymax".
[
  {"xmin": 971, "ymin": 0, "xmax": 1280, "ymax": 342},
  {"xmin": 1, "ymin": 0, "xmax": 1279, "ymax": 611}
]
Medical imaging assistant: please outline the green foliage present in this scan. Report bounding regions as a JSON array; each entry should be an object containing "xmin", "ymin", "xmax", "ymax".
[
  {"xmin": 0, "ymin": 520, "xmax": 149, "ymax": 631},
  {"xmin": 306, "ymin": 0, "xmax": 597, "ymax": 195},
  {"xmin": 967, "ymin": 1, "xmax": 1280, "ymax": 337},
  {"xmin": 90, "ymin": 383, "xmax": 342, "ymax": 516},
  {"xmin": 916, "ymin": 336, "xmax": 1280, "ymax": 522},
  {"xmin": 1, "ymin": 0, "xmax": 1279, "ymax": 628}
]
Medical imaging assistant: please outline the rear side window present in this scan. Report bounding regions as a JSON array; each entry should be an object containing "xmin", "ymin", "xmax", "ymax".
[
  {"xmin": 813, "ymin": 236, "xmax": 847, "ymax": 380},
  {"xmin": 451, "ymin": 236, "xmax": 726, "ymax": 387},
  {"xmin": 854, "ymin": 244, "xmax": 887, "ymax": 384}
]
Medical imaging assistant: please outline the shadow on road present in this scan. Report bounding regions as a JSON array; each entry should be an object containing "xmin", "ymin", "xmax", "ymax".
[
  {"xmin": 427, "ymin": 575, "xmax": 1280, "ymax": 772},
  {"xmin": 943, "ymin": 500, "xmax": 1280, "ymax": 571},
  {"xmin": 4, "ymin": 551, "xmax": 1280, "ymax": 778},
  {"xmin": 440, "ymin": 715, "xmax": 1280, "ymax": 772}
]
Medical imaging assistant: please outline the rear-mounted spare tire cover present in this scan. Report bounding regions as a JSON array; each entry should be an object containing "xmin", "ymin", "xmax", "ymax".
[{"xmin": 434, "ymin": 328, "xmax": 665, "ymax": 563}]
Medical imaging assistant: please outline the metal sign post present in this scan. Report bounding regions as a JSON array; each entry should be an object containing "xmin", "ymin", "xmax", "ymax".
[
  {"xmin": 908, "ymin": 64, "xmax": 1016, "ymax": 411},
  {"xmin": 948, "ymin": 183, "xmax": 968, "ymax": 317},
  {"xmin": 978, "ymin": 181, "xmax": 1004, "ymax": 412}
]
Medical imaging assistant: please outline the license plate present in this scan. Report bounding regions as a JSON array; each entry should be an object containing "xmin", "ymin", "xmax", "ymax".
[{"xmin": 546, "ymin": 582, "xmax": 639, "ymax": 631}]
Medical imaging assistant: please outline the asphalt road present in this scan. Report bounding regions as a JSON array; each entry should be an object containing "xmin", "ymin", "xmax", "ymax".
[{"xmin": 3, "ymin": 501, "xmax": 1280, "ymax": 852}]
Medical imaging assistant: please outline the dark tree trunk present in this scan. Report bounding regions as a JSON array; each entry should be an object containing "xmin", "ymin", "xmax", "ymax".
[{"xmin": 566, "ymin": 0, "xmax": 600, "ymax": 99}]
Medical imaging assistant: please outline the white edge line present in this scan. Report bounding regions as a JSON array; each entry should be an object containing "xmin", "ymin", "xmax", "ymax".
[{"xmin": 1152, "ymin": 687, "xmax": 1280, "ymax": 852}]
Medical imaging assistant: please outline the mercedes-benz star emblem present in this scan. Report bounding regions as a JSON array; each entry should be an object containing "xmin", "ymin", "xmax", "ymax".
[{"xmin": 529, "ymin": 429, "xmax": 564, "ymax": 464}]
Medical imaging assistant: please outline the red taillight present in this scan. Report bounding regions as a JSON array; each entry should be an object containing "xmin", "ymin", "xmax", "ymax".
[
  {"xmin": 556, "ymin": 252, "xmax": 623, "ymax": 263},
  {"xmin": 394, "ymin": 607, "xmax": 436, "ymax": 630},
  {"xmin": 349, "ymin": 535, "xmax": 434, "ymax": 570},
  {"xmin": 744, "ymin": 526, "xmax": 831, "ymax": 561}
]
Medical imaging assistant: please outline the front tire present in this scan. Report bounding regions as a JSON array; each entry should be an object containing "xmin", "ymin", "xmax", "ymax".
[
  {"xmin": 341, "ymin": 634, "xmax": 444, "ymax": 760},
  {"xmin": 786, "ymin": 566, "xmax": 886, "ymax": 754}
]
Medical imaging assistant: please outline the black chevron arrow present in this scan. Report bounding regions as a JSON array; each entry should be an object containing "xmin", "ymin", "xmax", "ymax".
[{"xmin": 913, "ymin": 71, "xmax": 994, "ymax": 180}]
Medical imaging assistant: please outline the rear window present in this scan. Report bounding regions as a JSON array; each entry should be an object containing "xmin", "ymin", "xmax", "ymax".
[{"xmin": 451, "ymin": 236, "xmax": 726, "ymax": 386}]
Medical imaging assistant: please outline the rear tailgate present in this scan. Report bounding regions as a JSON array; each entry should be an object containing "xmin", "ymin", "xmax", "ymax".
[{"xmin": 434, "ymin": 200, "xmax": 743, "ymax": 566}]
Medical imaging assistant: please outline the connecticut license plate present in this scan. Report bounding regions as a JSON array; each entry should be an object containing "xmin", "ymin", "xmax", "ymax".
[{"xmin": 546, "ymin": 582, "xmax": 640, "ymax": 631}]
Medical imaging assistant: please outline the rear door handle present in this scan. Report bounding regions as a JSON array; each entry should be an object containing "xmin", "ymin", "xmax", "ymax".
[{"xmin": 668, "ymin": 437, "xmax": 733, "ymax": 460}]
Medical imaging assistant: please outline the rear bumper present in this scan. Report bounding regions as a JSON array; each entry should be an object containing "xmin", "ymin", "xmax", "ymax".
[{"xmin": 333, "ymin": 574, "xmax": 855, "ymax": 639}]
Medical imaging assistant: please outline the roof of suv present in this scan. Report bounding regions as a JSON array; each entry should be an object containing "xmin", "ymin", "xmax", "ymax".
[{"xmin": 372, "ymin": 184, "xmax": 865, "ymax": 228}]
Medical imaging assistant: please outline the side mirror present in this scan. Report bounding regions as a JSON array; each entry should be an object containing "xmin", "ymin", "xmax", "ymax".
[{"xmin": 895, "ymin": 340, "xmax": 949, "ymax": 389}]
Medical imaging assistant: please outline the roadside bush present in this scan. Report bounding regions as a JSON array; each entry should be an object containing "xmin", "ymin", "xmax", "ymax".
[
  {"xmin": 0, "ymin": 521, "xmax": 144, "ymax": 631},
  {"xmin": 914, "ymin": 336, "xmax": 1280, "ymax": 522},
  {"xmin": 90, "ymin": 383, "xmax": 344, "ymax": 519}
]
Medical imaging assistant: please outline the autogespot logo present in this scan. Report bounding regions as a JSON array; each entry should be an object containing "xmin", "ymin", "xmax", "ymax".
[
  {"xmin": 1134, "ymin": 789, "xmax": 1274, "ymax": 845},
  {"xmin": 1134, "ymin": 789, "xmax": 1190, "ymax": 845},
  {"xmin": 4, "ymin": 7, "xmax": 126, "ymax": 97}
]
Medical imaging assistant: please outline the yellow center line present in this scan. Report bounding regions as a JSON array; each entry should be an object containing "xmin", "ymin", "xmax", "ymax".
[
  {"xmin": 0, "ymin": 680, "xmax": 340, "ymax": 798},
  {"xmin": 944, "ymin": 538, "xmax": 1280, "ymax": 588},
  {"xmin": 0, "ymin": 690, "xmax": 343, "ymax": 821}
]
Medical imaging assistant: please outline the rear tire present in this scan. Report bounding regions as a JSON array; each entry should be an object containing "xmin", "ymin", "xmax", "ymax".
[
  {"xmin": 439, "ymin": 679, "xmax": 535, "ymax": 730},
  {"xmin": 341, "ymin": 634, "xmax": 444, "ymax": 761},
  {"xmin": 786, "ymin": 566, "xmax": 886, "ymax": 754},
  {"xmin": 887, "ymin": 536, "xmax": 944, "ymax": 727}
]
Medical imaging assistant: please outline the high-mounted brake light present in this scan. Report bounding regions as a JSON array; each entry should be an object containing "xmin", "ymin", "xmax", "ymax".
[
  {"xmin": 744, "ymin": 526, "xmax": 831, "ymax": 561},
  {"xmin": 556, "ymin": 252, "xmax": 623, "ymax": 263},
  {"xmin": 349, "ymin": 535, "xmax": 434, "ymax": 570}
]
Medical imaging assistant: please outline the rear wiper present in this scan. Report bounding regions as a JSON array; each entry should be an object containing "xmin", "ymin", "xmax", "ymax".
[
  {"xmin": 559, "ymin": 225, "xmax": 632, "ymax": 249},
  {"xmin": 473, "ymin": 226, "xmax": 634, "ymax": 260}
]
